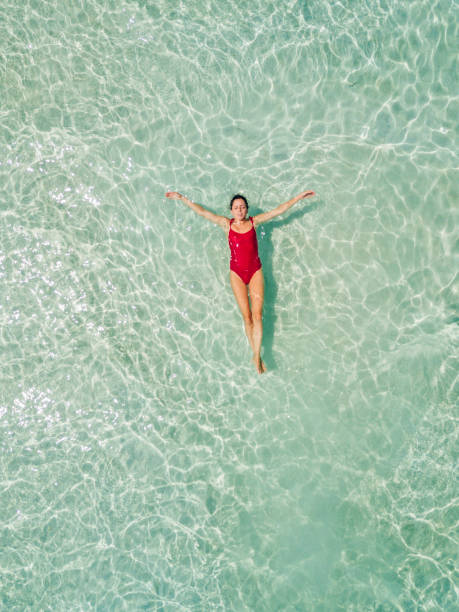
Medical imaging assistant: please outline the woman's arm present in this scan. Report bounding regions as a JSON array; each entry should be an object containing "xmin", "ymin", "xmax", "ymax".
[
  {"xmin": 165, "ymin": 192, "xmax": 229, "ymax": 230},
  {"xmin": 252, "ymin": 190, "xmax": 315, "ymax": 226}
]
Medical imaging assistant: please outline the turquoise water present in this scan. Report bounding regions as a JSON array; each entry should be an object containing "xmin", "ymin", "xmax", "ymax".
[{"xmin": 1, "ymin": 0, "xmax": 458, "ymax": 609}]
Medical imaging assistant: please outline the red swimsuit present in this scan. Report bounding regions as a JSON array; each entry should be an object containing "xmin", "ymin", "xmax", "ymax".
[{"xmin": 228, "ymin": 216, "xmax": 262, "ymax": 285}]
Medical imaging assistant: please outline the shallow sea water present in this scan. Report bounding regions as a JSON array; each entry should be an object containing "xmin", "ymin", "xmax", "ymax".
[{"xmin": 1, "ymin": 0, "xmax": 458, "ymax": 609}]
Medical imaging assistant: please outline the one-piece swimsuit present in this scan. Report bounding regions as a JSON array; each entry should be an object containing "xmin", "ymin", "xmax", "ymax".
[{"xmin": 228, "ymin": 216, "xmax": 262, "ymax": 285}]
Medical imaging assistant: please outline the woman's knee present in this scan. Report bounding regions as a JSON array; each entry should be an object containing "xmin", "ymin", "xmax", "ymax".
[{"xmin": 252, "ymin": 310, "xmax": 263, "ymax": 322}]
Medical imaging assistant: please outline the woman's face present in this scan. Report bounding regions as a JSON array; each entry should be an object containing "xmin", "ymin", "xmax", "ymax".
[{"xmin": 231, "ymin": 198, "xmax": 248, "ymax": 221}]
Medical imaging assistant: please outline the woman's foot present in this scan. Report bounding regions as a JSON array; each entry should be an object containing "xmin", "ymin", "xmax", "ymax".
[{"xmin": 253, "ymin": 355, "xmax": 267, "ymax": 374}]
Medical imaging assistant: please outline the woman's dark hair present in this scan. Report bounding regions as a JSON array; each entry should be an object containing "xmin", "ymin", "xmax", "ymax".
[{"xmin": 229, "ymin": 194, "xmax": 249, "ymax": 210}]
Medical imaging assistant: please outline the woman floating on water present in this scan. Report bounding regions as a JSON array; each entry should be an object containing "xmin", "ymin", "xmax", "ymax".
[{"xmin": 165, "ymin": 190, "xmax": 315, "ymax": 373}]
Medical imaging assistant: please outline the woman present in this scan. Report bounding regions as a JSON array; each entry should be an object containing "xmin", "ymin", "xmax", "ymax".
[{"xmin": 165, "ymin": 190, "xmax": 315, "ymax": 373}]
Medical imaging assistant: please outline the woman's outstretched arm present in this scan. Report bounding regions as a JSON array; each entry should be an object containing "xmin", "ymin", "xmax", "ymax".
[
  {"xmin": 165, "ymin": 192, "xmax": 229, "ymax": 230},
  {"xmin": 252, "ymin": 190, "xmax": 315, "ymax": 226}
]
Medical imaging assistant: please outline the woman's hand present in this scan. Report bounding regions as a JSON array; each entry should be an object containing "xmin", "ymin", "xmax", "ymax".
[
  {"xmin": 298, "ymin": 190, "xmax": 315, "ymax": 199},
  {"xmin": 165, "ymin": 191, "xmax": 183, "ymax": 200}
]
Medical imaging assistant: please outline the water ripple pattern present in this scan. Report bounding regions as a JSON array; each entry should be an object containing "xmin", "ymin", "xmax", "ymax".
[{"xmin": 0, "ymin": 0, "xmax": 457, "ymax": 609}]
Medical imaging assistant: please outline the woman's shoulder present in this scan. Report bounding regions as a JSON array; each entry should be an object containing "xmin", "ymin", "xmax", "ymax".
[{"xmin": 220, "ymin": 216, "xmax": 231, "ymax": 231}]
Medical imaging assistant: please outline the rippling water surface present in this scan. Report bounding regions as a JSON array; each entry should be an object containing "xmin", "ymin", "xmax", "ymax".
[{"xmin": 1, "ymin": 0, "xmax": 458, "ymax": 609}]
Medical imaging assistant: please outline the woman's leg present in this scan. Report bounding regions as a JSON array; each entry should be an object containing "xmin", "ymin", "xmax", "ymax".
[
  {"xmin": 248, "ymin": 269, "xmax": 266, "ymax": 373},
  {"xmin": 230, "ymin": 271, "xmax": 256, "ymax": 354}
]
